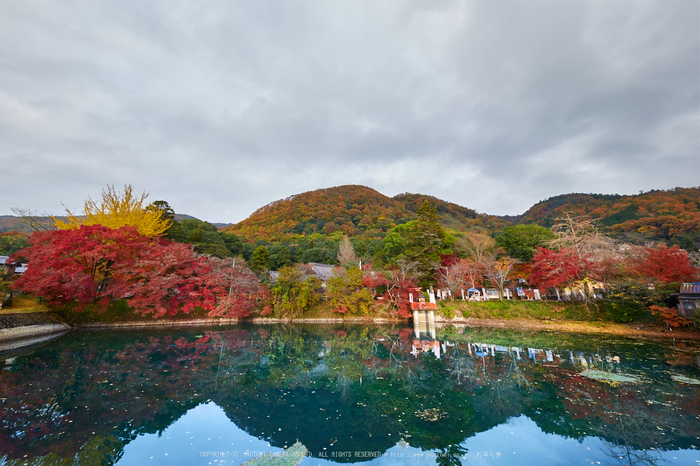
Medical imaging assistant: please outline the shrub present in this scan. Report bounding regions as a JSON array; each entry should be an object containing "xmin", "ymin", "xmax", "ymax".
[
  {"xmin": 438, "ymin": 301, "xmax": 458, "ymax": 319},
  {"xmin": 598, "ymin": 279, "xmax": 673, "ymax": 323},
  {"xmin": 601, "ymin": 299, "xmax": 648, "ymax": 323}
]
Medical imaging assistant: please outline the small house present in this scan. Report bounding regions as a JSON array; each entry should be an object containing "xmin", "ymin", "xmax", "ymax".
[
  {"xmin": 673, "ymin": 283, "xmax": 700, "ymax": 318},
  {"xmin": 268, "ymin": 263, "xmax": 339, "ymax": 287},
  {"xmin": 1, "ymin": 256, "xmax": 27, "ymax": 275}
]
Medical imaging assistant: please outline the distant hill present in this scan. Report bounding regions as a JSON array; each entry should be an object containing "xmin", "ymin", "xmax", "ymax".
[
  {"xmin": 224, "ymin": 185, "xmax": 409, "ymax": 239},
  {"xmin": 225, "ymin": 185, "xmax": 700, "ymax": 247},
  {"xmin": 514, "ymin": 187, "xmax": 700, "ymax": 245},
  {"xmin": 392, "ymin": 193, "xmax": 508, "ymax": 232},
  {"xmin": 5, "ymin": 185, "xmax": 698, "ymax": 248},
  {"xmin": 0, "ymin": 216, "xmax": 24, "ymax": 233},
  {"xmin": 0, "ymin": 213, "xmax": 225, "ymax": 233},
  {"xmin": 224, "ymin": 185, "xmax": 507, "ymax": 240},
  {"xmin": 0, "ymin": 215, "xmax": 57, "ymax": 233},
  {"xmin": 174, "ymin": 213, "xmax": 198, "ymax": 221}
]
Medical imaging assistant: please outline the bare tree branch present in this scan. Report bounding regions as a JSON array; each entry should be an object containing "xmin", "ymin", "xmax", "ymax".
[
  {"xmin": 455, "ymin": 232, "xmax": 496, "ymax": 263},
  {"xmin": 337, "ymin": 235, "xmax": 358, "ymax": 268},
  {"xmin": 10, "ymin": 207, "xmax": 57, "ymax": 232}
]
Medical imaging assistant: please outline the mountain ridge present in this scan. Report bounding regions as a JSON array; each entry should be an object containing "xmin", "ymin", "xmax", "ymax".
[
  {"xmin": 224, "ymin": 185, "xmax": 700, "ymax": 247},
  {"xmin": 4, "ymin": 185, "xmax": 698, "ymax": 247}
]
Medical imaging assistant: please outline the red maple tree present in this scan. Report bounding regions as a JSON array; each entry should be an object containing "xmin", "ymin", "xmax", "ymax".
[
  {"xmin": 384, "ymin": 271, "xmax": 419, "ymax": 318},
  {"xmin": 634, "ymin": 245, "xmax": 698, "ymax": 284},
  {"xmin": 529, "ymin": 247, "xmax": 587, "ymax": 292},
  {"xmin": 13, "ymin": 225, "xmax": 259, "ymax": 318}
]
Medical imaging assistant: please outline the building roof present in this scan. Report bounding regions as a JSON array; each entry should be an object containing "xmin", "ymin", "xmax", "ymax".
[
  {"xmin": 308, "ymin": 263, "xmax": 339, "ymax": 282},
  {"xmin": 680, "ymin": 282, "xmax": 700, "ymax": 294}
]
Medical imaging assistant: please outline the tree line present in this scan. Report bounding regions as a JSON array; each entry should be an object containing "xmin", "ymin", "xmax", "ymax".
[{"xmin": 5, "ymin": 185, "xmax": 699, "ymax": 324}]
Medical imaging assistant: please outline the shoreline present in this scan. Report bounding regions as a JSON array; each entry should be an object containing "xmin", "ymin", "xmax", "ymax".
[
  {"xmin": 434, "ymin": 317, "xmax": 700, "ymax": 340},
  {"xmin": 71, "ymin": 315, "xmax": 700, "ymax": 340},
  {"xmin": 1, "ymin": 312, "xmax": 698, "ymax": 343},
  {"xmin": 0, "ymin": 312, "xmax": 71, "ymax": 344}
]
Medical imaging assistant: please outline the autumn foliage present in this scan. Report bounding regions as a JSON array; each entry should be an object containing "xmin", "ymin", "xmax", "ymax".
[
  {"xmin": 517, "ymin": 187, "xmax": 700, "ymax": 245},
  {"xmin": 648, "ymin": 305, "xmax": 694, "ymax": 328},
  {"xmin": 54, "ymin": 184, "xmax": 172, "ymax": 237},
  {"xmin": 633, "ymin": 245, "xmax": 698, "ymax": 284},
  {"xmin": 13, "ymin": 225, "xmax": 259, "ymax": 318},
  {"xmin": 529, "ymin": 247, "xmax": 587, "ymax": 291},
  {"xmin": 224, "ymin": 185, "xmax": 505, "ymax": 240}
]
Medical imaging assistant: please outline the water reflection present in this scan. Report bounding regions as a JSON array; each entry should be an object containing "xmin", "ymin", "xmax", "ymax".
[{"xmin": 0, "ymin": 325, "xmax": 698, "ymax": 465}]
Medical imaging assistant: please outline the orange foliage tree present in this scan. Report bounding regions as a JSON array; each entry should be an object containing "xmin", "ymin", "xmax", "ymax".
[{"xmin": 634, "ymin": 245, "xmax": 698, "ymax": 284}]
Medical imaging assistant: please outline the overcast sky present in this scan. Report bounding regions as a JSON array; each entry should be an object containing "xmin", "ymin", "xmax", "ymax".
[{"xmin": 1, "ymin": 1, "xmax": 698, "ymax": 223}]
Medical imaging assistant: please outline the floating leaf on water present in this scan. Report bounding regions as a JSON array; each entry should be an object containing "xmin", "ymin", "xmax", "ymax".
[
  {"xmin": 671, "ymin": 375, "xmax": 700, "ymax": 385},
  {"xmin": 580, "ymin": 370, "xmax": 643, "ymax": 384},
  {"xmin": 415, "ymin": 408, "xmax": 447, "ymax": 422}
]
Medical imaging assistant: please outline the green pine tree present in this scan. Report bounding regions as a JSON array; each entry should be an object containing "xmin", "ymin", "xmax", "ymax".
[
  {"xmin": 250, "ymin": 246, "xmax": 271, "ymax": 277},
  {"xmin": 404, "ymin": 200, "xmax": 448, "ymax": 288}
]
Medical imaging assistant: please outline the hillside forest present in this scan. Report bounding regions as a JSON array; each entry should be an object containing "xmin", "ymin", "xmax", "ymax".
[{"xmin": 3, "ymin": 185, "xmax": 699, "ymax": 325}]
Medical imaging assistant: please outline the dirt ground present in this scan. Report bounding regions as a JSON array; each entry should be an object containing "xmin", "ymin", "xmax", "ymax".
[{"xmin": 436, "ymin": 317, "xmax": 700, "ymax": 340}]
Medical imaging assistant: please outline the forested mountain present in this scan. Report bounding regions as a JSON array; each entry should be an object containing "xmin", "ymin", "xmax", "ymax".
[
  {"xmin": 4, "ymin": 185, "xmax": 699, "ymax": 249},
  {"xmin": 515, "ymin": 187, "xmax": 700, "ymax": 247},
  {"xmin": 225, "ymin": 185, "xmax": 406, "ymax": 239},
  {"xmin": 0, "ymin": 216, "xmax": 27, "ymax": 233},
  {"xmin": 393, "ymin": 193, "xmax": 510, "ymax": 232},
  {"xmin": 223, "ymin": 185, "xmax": 504, "ymax": 240}
]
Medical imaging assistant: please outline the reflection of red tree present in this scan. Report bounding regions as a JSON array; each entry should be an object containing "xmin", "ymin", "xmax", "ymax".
[
  {"xmin": 0, "ymin": 334, "xmax": 217, "ymax": 460},
  {"xmin": 550, "ymin": 367, "xmax": 700, "ymax": 448},
  {"xmin": 552, "ymin": 370, "xmax": 619, "ymax": 422},
  {"xmin": 662, "ymin": 342, "xmax": 698, "ymax": 366}
]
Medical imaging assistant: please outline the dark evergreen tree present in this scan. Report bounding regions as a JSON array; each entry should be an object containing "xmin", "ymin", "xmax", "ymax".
[
  {"xmin": 404, "ymin": 200, "xmax": 448, "ymax": 287},
  {"xmin": 250, "ymin": 245, "xmax": 271, "ymax": 277}
]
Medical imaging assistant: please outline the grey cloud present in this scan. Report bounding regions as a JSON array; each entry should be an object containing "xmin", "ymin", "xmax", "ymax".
[{"xmin": 1, "ymin": 0, "xmax": 697, "ymax": 223}]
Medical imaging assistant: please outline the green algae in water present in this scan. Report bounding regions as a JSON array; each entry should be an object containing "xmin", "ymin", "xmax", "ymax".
[
  {"xmin": 671, "ymin": 374, "xmax": 700, "ymax": 385},
  {"xmin": 243, "ymin": 442, "xmax": 308, "ymax": 466},
  {"xmin": 580, "ymin": 370, "xmax": 644, "ymax": 384}
]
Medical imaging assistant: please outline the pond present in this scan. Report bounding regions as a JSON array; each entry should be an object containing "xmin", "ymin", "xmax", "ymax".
[{"xmin": 0, "ymin": 324, "xmax": 698, "ymax": 465}]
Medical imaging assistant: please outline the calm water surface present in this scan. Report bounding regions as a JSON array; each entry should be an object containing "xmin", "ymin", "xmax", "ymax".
[{"xmin": 0, "ymin": 324, "xmax": 698, "ymax": 465}]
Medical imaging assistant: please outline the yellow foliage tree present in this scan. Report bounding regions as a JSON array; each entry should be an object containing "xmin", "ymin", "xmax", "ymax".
[{"xmin": 54, "ymin": 185, "xmax": 171, "ymax": 237}]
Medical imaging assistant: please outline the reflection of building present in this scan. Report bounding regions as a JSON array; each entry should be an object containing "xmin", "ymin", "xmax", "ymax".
[
  {"xmin": 411, "ymin": 297, "xmax": 436, "ymax": 340},
  {"xmin": 457, "ymin": 341, "xmax": 620, "ymax": 369},
  {"xmin": 411, "ymin": 339, "xmax": 444, "ymax": 358},
  {"xmin": 411, "ymin": 298, "xmax": 450, "ymax": 358},
  {"xmin": 412, "ymin": 310, "xmax": 436, "ymax": 340}
]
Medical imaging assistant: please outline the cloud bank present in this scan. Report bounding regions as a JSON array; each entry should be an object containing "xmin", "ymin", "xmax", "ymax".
[{"xmin": 1, "ymin": 1, "xmax": 698, "ymax": 222}]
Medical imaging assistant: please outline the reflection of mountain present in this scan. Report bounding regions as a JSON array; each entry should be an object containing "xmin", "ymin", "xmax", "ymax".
[{"xmin": 0, "ymin": 326, "xmax": 698, "ymax": 464}]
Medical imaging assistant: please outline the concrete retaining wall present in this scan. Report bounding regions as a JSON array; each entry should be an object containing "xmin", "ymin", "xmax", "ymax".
[
  {"xmin": 0, "ymin": 313, "xmax": 71, "ymax": 351},
  {"xmin": 0, "ymin": 330, "xmax": 70, "ymax": 352},
  {"xmin": 79, "ymin": 318, "xmax": 242, "ymax": 329},
  {"xmin": 0, "ymin": 323, "xmax": 70, "ymax": 341}
]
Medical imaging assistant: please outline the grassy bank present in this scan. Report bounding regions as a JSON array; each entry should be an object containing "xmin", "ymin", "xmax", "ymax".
[
  {"xmin": 436, "ymin": 299, "xmax": 603, "ymax": 322},
  {"xmin": 7, "ymin": 292, "xmax": 698, "ymax": 339},
  {"xmin": 0, "ymin": 295, "xmax": 51, "ymax": 315}
]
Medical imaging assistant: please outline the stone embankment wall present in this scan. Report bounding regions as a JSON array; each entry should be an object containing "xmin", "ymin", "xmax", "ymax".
[{"xmin": 0, "ymin": 313, "xmax": 70, "ymax": 343}]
